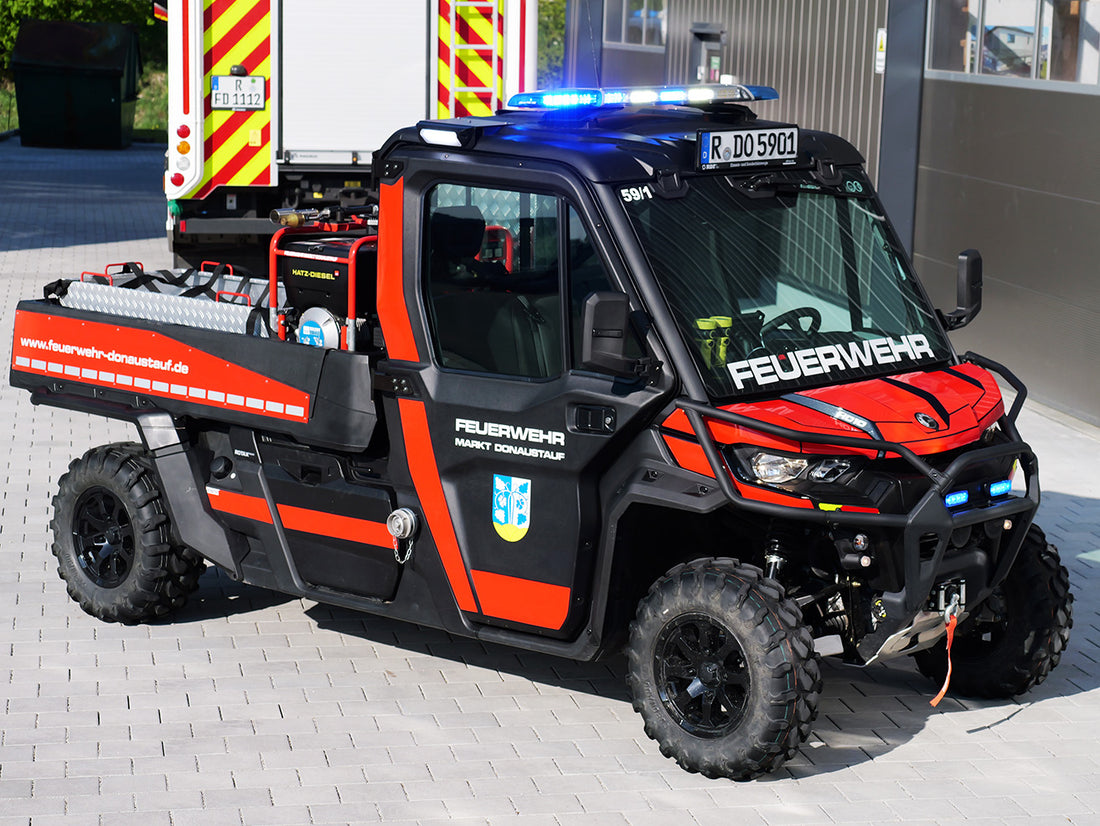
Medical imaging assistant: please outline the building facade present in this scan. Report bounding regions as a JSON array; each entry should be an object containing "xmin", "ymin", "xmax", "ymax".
[{"xmin": 917, "ymin": 0, "xmax": 1100, "ymax": 425}]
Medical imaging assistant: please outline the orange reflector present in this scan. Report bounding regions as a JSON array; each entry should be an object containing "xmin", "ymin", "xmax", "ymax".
[{"xmin": 177, "ymin": 140, "xmax": 191, "ymax": 154}]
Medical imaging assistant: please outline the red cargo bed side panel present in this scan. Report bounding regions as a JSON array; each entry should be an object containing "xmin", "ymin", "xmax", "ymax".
[{"xmin": 12, "ymin": 308, "xmax": 310, "ymax": 423}]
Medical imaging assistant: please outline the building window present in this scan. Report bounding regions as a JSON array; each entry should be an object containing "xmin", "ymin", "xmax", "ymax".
[
  {"xmin": 929, "ymin": 0, "xmax": 1100, "ymax": 85},
  {"xmin": 604, "ymin": 0, "xmax": 666, "ymax": 48}
]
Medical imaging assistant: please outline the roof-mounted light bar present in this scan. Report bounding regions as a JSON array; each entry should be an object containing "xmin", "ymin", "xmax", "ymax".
[
  {"xmin": 415, "ymin": 116, "xmax": 510, "ymax": 148},
  {"xmin": 506, "ymin": 84, "xmax": 779, "ymax": 111}
]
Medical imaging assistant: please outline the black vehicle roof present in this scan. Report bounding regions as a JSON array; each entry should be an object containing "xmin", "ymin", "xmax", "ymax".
[{"xmin": 378, "ymin": 103, "xmax": 866, "ymax": 184}]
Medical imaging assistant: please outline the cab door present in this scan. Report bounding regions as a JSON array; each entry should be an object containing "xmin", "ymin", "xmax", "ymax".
[{"xmin": 392, "ymin": 170, "xmax": 659, "ymax": 638}]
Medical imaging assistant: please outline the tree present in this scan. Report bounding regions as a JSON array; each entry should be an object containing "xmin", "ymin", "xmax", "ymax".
[{"xmin": 1, "ymin": 0, "xmax": 166, "ymax": 75}]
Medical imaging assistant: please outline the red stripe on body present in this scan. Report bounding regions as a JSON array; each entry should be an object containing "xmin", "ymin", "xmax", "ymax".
[
  {"xmin": 207, "ymin": 488, "xmax": 273, "ymax": 523},
  {"xmin": 206, "ymin": 489, "xmax": 392, "ymax": 547},
  {"xmin": 734, "ymin": 481, "xmax": 816, "ymax": 509},
  {"xmin": 470, "ymin": 570, "xmax": 571, "ymax": 630},
  {"xmin": 182, "ymin": 0, "xmax": 191, "ymax": 115},
  {"xmin": 662, "ymin": 434, "xmax": 715, "ymax": 478},
  {"xmin": 277, "ymin": 505, "xmax": 392, "ymax": 547},
  {"xmin": 376, "ymin": 179, "xmax": 419, "ymax": 361},
  {"xmin": 519, "ymin": 0, "xmax": 527, "ymax": 91},
  {"xmin": 398, "ymin": 398, "xmax": 478, "ymax": 613}
]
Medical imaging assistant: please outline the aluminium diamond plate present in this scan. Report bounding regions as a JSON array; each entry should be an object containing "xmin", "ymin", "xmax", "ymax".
[{"xmin": 61, "ymin": 281, "xmax": 254, "ymax": 334}]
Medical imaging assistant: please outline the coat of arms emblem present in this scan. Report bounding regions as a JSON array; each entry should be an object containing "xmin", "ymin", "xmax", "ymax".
[{"xmin": 492, "ymin": 474, "xmax": 531, "ymax": 542}]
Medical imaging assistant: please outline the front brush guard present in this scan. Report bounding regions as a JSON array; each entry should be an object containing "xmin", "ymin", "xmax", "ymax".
[{"xmin": 676, "ymin": 353, "xmax": 1039, "ymax": 663}]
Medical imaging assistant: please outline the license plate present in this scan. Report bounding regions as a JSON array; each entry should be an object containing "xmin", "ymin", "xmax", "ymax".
[
  {"xmin": 698, "ymin": 127, "xmax": 799, "ymax": 170},
  {"xmin": 211, "ymin": 75, "xmax": 266, "ymax": 110}
]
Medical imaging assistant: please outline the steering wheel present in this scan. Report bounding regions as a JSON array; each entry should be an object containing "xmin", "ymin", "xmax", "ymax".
[{"xmin": 761, "ymin": 306, "xmax": 822, "ymax": 336}]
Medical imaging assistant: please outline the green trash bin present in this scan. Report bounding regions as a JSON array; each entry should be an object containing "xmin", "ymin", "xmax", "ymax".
[{"xmin": 11, "ymin": 19, "xmax": 141, "ymax": 149}]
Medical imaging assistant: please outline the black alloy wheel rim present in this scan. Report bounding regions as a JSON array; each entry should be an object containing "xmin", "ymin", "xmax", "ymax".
[
  {"xmin": 72, "ymin": 487, "xmax": 135, "ymax": 588},
  {"xmin": 655, "ymin": 612, "xmax": 750, "ymax": 738}
]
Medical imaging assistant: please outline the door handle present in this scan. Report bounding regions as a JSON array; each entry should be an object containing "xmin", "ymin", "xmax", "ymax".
[{"xmin": 573, "ymin": 405, "xmax": 616, "ymax": 434}]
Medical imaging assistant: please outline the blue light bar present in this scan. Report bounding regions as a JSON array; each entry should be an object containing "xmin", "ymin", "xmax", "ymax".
[
  {"xmin": 742, "ymin": 85, "xmax": 780, "ymax": 101},
  {"xmin": 506, "ymin": 84, "xmax": 780, "ymax": 110},
  {"xmin": 944, "ymin": 490, "xmax": 970, "ymax": 508},
  {"xmin": 507, "ymin": 89, "xmax": 603, "ymax": 109},
  {"xmin": 989, "ymin": 479, "xmax": 1012, "ymax": 497}
]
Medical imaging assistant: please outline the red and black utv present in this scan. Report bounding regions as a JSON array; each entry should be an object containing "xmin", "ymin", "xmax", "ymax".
[{"xmin": 11, "ymin": 84, "xmax": 1071, "ymax": 779}]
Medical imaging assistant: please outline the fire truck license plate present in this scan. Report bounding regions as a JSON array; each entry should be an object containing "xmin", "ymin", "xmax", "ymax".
[
  {"xmin": 211, "ymin": 75, "xmax": 265, "ymax": 110},
  {"xmin": 698, "ymin": 127, "xmax": 799, "ymax": 170}
]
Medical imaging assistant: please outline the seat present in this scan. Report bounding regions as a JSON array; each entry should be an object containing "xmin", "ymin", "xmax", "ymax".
[
  {"xmin": 432, "ymin": 290, "xmax": 561, "ymax": 378},
  {"xmin": 429, "ymin": 205, "xmax": 507, "ymax": 286}
]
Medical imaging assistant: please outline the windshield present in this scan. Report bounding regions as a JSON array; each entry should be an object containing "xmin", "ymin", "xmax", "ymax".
[{"xmin": 621, "ymin": 174, "xmax": 952, "ymax": 399}]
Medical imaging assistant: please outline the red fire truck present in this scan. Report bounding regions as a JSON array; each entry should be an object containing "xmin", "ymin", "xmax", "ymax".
[{"xmin": 164, "ymin": 0, "xmax": 538, "ymax": 265}]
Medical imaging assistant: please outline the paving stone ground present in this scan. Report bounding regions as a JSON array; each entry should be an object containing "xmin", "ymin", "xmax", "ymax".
[{"xmin": 1, "ymin": 138, "xmax": 1099, "ymax": 826}]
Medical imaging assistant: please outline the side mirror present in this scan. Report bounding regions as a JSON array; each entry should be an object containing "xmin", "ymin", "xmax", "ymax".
[
  {"xmin": 580, "ymin": 291, "xmax": 641, "ymax": 377},
  {"xmin": 939, "ymin": 248, "xmax": 983, "ymax": 330}
]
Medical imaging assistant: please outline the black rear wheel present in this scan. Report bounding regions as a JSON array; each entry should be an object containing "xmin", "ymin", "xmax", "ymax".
[
  {"xmin": 71, "ymin": 485, "xmax": 137, "ymax": 588},
  {"xmin": 627, "ymin": 558, "xmax": 821, "ymax": 779},
  {"xmin": 52, "ymin": 443, "xmax": 205, "ymax": 624},
  {"xmin": 913, "ymin": 523, "xmax": 1072, "ymax": 698}
]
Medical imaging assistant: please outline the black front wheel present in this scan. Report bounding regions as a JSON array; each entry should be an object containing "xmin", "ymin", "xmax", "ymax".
[
  {"xmin": 51, "ymin": 443, "xmax": 205, "ymax": 624},
  {"xmin": 913, "ymin": 523, "xmax": 1072, "ymax": 698},
  {"xmin": 626, "ymin": 558, "xmax": 821, "ymax": 779}
]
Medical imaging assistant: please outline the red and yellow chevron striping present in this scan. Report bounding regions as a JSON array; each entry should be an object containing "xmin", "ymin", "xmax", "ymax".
[
  {"xmin": 438, "ymin": 0, "xmax": 505, "ymax": 118},
  {"xmin": 194, "ymin": 0, "xmax": 274, "ymax": 199}
]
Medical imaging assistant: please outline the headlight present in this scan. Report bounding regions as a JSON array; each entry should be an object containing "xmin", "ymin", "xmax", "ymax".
[
  {"xmin": 750, "ymin": 452, "xmax": 808, "ymax": 483},
  {"xmin": 808, "ymin": 458, "xmax": 852, "ymax": 482}
]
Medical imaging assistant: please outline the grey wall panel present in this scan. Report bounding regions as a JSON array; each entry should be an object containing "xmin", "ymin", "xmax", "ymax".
[
  {"xmin": 920, "ymin": 79, "xmax": 1100, "ymax": 206},
  {"xmin": 915, "ymin": 78, "xmax": 1100, "ymax": 423},
  {"xmin": 665, "ymin": 0, "xmax": 888, "ymax": 183},
  {"xmin": 916, "ymin": 249, "xmax": 1100, "ymax": 424},
  {"xmin": 600, "ymin": 47, "xmax": 667, "ymax": 86},
  {"xmin": 916, "ymin": 170, "xmax": 1100, "ymax": 312}
]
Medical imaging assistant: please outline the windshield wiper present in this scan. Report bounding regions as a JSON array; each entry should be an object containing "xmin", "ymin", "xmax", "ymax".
[
  {"xmin": 734, "ymin": 171, "xmax": 874, "ymax": 200},
  {"xmin": 734, "ymin": 173, "xmax": 823, "ymax": 197}
]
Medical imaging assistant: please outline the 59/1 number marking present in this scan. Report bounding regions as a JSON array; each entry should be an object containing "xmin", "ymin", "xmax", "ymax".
[{"xmin": 620, "ymin": 185, "xmax": 654, "ymax": 203}]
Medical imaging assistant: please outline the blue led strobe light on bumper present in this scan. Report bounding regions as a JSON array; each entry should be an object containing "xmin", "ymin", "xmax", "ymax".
[{"xmin": 944, "ymin": 490, "xmax": 970, "ymax": 508}]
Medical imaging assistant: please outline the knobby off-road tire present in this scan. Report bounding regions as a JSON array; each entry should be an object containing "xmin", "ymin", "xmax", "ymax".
[
  {"xmin": 51, "ymin": 443, "xmax": 205, "ymax": 624},
  {"xmin": 913, "ymin": 524, "xmax": 1072, "ymax": 698},
  {"xmin": 626, "ymin": 558, "xmax": 822, "ymax": 780}
]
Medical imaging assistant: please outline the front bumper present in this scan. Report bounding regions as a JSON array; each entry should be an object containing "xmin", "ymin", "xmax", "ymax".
[{"xmin": 676, "ymin": 353, "xmax": 1039, "ymax": 664}]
